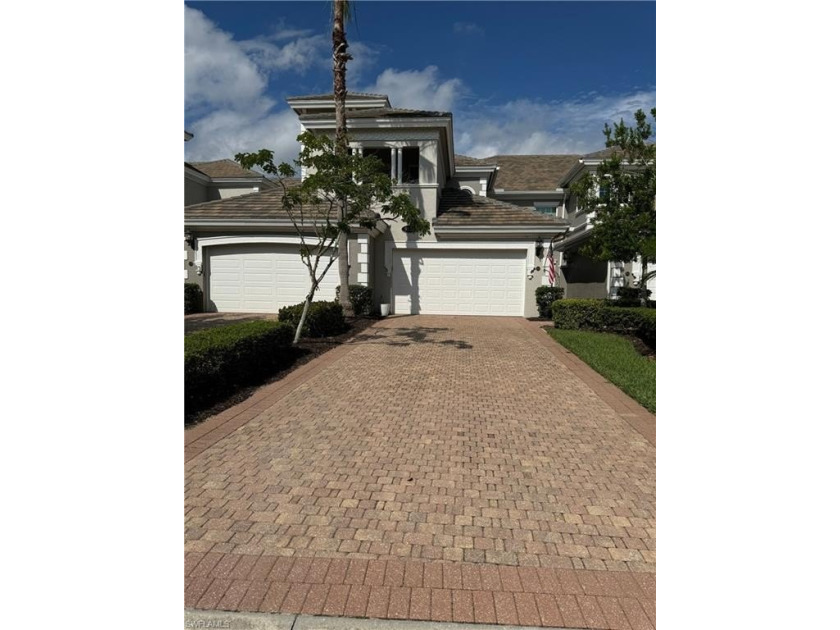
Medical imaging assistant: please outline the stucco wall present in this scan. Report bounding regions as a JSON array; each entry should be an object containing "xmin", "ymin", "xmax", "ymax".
[
  {"xmin": 185, "ymin": 179, "xmax": 209, "ymax": 206},
  {"xmin": 559, "ymin": 254, "xmax": 608, "ymax": 299},
  {"xmin": 217, "ymin": 185, "xmax": 261, "ymax": 199}
]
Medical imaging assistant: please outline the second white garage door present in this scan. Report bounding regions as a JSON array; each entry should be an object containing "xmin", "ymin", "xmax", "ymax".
[
  {"xmin": 392, "ymin": 249, "xmax": 526, "ymax": 316},
  {"xmin": 207, "ymin": 243, "xmax": 339, "ymax": 313}
]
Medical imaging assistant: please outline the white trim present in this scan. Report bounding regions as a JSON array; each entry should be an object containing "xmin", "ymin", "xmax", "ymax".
[
  {"xmin": 493, "ymin": 190, "xmax": 566, "ymax": 199},
  {"xmin": 479, "ymin": 177, "xmax": 487, "ymax": 196},
  {"xmin": 384, "ymin": 239, "xmax": 535, "ymax": 277},
  {"xmin": 194, "ymin": 235, "xmax": 333, "ymax": 276},
  {"xmin": 385, "ymin": 241, "xmax": 531, "ymax": 317},
  {"xmin": 357, "ymin": 234, "xmax": 370, "ymax": 285},
  {"xmin": 459, "ymin": 185, "xmax": 477, "ymax": 195},
  {"xmin": 433, "ymin": 225, "xmax": 567, "ymax": 236}
]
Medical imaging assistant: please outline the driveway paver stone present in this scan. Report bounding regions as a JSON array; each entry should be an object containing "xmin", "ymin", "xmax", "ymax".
[{"xmin": 185, "ymin": 316, "xmax": 655, "ymax": 628}]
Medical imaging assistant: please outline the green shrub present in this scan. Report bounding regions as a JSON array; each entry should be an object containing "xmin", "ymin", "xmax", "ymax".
[
  {"xmin": 185, "ymin": 320, "xmax": 295, "ymax": 417},
  {"xmin": 278, "ymin": 300, "xmax": 347, "ymax": 338},
  {"xmin": 336, "ymin": 284, "xmax": 374, "ymax": 316},
  {"xmin": 551, "ymin": 299, "xmax": 605, "ymax": 329},
  {"xmin": 535, "ymin": 286, "xmax": 565, "ymax": 319},
  {"xmin": 552, "ymin": 299, "xmax": 655, "ymax": 350},
  {"xmin": 184, "ymin": 283, "xmax": 203, "ymax": 314},
  {"xmin": 612, "ymin": 287, "xmax": 652, "ymax": 307}
]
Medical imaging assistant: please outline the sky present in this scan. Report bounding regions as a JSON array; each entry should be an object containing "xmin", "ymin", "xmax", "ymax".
[{"xmin": 184, "ymin": 1, "xmax": 655, "ymax": 166}]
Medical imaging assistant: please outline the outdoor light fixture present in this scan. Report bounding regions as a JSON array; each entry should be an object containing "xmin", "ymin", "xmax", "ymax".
[
  {"xmin": 535, "ymin": 238, "xmax": 544, "ymax": 259},
  {"xmin": 184, "ymin": 230, "xmax": 194, "ymax": 248}
]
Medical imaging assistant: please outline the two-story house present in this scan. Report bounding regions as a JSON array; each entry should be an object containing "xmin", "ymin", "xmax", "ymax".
[{"xmin": 184, "ymin": 92, "xmax": 653, "ymax": 316}]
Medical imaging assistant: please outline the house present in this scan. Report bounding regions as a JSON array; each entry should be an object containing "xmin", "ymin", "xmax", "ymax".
[
  {"xmin": 184, "ymin": 92, "xmax": 653, "ymax": 315},
  {"xmin": 184, "ymin": 133, "xmax": 281, "ymax": 280}
]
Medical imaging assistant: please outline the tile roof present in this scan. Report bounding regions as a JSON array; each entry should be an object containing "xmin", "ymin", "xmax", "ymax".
[
  {"xmin": 287, "ymin": 92, "xmax": 388, "ymax": 101},
  {"xmin": 454, "ymin": 154, "xmax": 491, "ymax": 166},
  {"xmin": 436, "ymin": 189, "xmax": 568, "ymax": 227},
  {"xmin": 188, "ymin": 159, "xmax": 262, "ymax": 179},
  {"xmin": 300, "ymin": 107, "xmax": 451, "ymax": 121},
  {"xmin": 185, "ymin": 184, "xmax": 372, "ymax": 224},
  {"xmin": 453, "ymin": 154, "xmax": 581, "ymax": 191},
  {"xmin": 486, "ymin": 155, "xmax": 581, "ymax": 191}
]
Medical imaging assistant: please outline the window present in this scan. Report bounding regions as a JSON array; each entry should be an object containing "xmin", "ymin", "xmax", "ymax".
[
  {"xmin": 401, "ymin": 147, "xmax": 420, "ymax": 184},
  {"xmin": 362, "ymin": 147, "xmax": 391, "ymax": 176},
  {"xmin": 534, "ymin": 203, "xmax": 557, "ymax": 216}
]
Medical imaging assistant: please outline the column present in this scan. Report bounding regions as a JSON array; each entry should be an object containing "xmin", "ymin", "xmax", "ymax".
[
  {"xmin": 390, "ymin": 147, "xmax": 397, "ymax": 180},
  {"xmin": 397, "ymin": 147, "xmax": 403, "ymax": 184}
]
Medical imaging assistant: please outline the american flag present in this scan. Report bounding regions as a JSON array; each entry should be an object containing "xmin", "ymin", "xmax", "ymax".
[{"xmin": 546, "ymin": 244, "xmax": 556, "ymax": 285}]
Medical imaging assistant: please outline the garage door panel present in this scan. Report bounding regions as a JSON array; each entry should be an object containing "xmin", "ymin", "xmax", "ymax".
[
  {"xmin": 208, "ymin": 243, "xmax": 338, "ymax": 313},
  {"xmin": 393, "ymin": 249, "xmax": 525, "ymax": 316}
]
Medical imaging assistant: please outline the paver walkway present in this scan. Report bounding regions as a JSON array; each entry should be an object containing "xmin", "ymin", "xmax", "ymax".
[{"xmin": 185, "ymin": 316, "xmax": 655, "ymax": 629}]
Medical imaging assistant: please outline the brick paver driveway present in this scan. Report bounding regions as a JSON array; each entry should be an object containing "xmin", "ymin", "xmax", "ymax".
[{"xmin": 186, "ymin": 316, "xmax": 655, "ymax": 628}]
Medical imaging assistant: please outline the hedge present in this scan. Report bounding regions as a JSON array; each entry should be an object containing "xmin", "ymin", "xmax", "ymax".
[
  {"xmin": 535, "ymin": 286, "xmax": 565, "ymax": 319},
  {"xmin": 185, "ymin": 320, "xmax": 295, "ymax": 416},
  {"xmin": 613, "ymin": 287, "xmax": 652, "ymax": 307},
  {"xmin": 336, "ymin": 284, "xmax": 374, "ymax": 316},
  {"xmin": 278, "ymin": 300, "xmax": 347, "ymax": 338},
  {"xmin": 552, "ymin": 299, "xmax": 656, "ymax": 350},
  {"xmin": 184, "ymin": 283, "xmax": 203, "ymax": 314}
]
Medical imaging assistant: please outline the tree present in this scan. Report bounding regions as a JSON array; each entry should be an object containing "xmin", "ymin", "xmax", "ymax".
[
  {"xmin": 571, "ymin": 108, "xmax": 656, "ymax": 305},
  {"xmin": 236, "ymin": 131, "xmax": 430, "ymax": 344},
  {"xmin": 333, "ymin": 0, "xmax": 354, "ymax": 316}
]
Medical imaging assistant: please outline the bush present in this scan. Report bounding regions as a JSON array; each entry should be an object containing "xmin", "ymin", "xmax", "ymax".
[
  {"xmin": 535, "ymin": 286, "xmax": 565, "ymax": 319},
  {"xmin": 336, "ymin": 284, "xmax": 374, "ymax": 316},
  {"xmin": 278, "ymin": 300, "xmax": 347, "ymax": 338},
  {"xmin": 184, "ymin": 283, "xmax": 203, "ymax": 314},
  {"xmin": 551, "ymin": 299, "xmax": 606, "ymax": 329},
  {"xmin": 185, "ymin": 320, "xmax": 295, "ymax": 416},
  {"xmin": 552, "ymin": 299, "xmax": 656, "ymax": 350},
  {"xmin": 612, "ymin": 287, "xmax": 652, "ymax": 307}
]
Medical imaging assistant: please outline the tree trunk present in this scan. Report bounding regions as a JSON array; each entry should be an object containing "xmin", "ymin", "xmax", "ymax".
[
  {"xmin": 293, "ymin": 285, "xmax": 318, "ymax": 345},
  {"xmin": 333, "ymin": 0, "xmax": 353, "ymax": 317},
  {"xmin": 640, "ymin": 257, "xmax": 648, "ymax": 308}
]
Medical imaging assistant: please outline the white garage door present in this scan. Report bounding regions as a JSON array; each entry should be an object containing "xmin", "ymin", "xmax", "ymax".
[
  {"xmin": 207, "ymin": 244, "xmax": 339, "ymax": 313},
  {"xmin": 393, "ymin": 249, "xmax": 525, "ymax": 316}
]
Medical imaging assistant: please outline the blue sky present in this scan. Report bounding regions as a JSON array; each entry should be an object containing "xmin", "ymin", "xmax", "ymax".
[{"xmin": 185, "ymin": 1, "xmax": 655, "ymax": 165}]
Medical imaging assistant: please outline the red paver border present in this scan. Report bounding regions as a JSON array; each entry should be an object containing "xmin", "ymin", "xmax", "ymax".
[
  {"xmin": 519, "ymin": 319, "xmax": 655, "ymax": 447},
  {"xmin": 186, "ymin": 553, "xmax": 655, "ymax": 629},
  {"xmin": 185, "ymin": 332, "xmax": 367, "ymax": 462}
]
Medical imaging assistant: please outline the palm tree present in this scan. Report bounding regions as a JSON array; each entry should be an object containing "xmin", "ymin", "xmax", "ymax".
[{"xmin": 333, "ymin": 0, "xmax": 353, "ymax": 316}]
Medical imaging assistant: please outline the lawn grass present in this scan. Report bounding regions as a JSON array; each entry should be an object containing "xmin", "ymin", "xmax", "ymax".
[{"xmin": 547, "ymin": 328, "xmax": 656, "ymax": 413}]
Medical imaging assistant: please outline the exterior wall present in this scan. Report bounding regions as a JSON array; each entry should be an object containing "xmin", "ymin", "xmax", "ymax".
[
  {"xmin": 387, "ymin": 186, "xmax": 440, "ymax": 241},
  {"xmin": 185, "ymin": 178, "xmax": 209, "ymax": 206},
  {"xmin": 524, "ymin": 265, "xmax": 542, "ymax": 318},
  {"xmin": 185, "ymin": 240, "xmax": 199, "ymax": 283},
  {"xmin": 217, "ymin": 184, "xmax": 262, "ymax": 199},
  {"xmin": 559, "ymin": 254, "xmax": 608, "ymax": 299},
  {"xmin": 451, "ymin": 176, "xmax": 482, "ymax": 195},
  {"xmin": 347, "ymin": 238, "xmax": 360, "ymax": 286}
]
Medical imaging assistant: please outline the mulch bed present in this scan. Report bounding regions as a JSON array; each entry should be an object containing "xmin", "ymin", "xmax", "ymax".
[{"xmin": 184, "ymin": 316, "xmax": 380, "ymax": 427}]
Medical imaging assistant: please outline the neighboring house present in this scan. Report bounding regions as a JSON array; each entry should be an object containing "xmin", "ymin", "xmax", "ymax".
[
  {"xmin": 452, "ymin": 150, "xmax": 655, "ymax": 301},
  {"xmin": 184, "ymin": 132, "xmax": 281, "ymax": 280},
  {"xmin": 184, "ymin": 93, "xmax": 653, "ymax": 315}
]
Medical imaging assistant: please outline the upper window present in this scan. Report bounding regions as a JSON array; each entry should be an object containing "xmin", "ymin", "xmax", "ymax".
[
  {"xmin": 363, "ymin": 147, "xmax": 391, "ymax": 176},
  {"xmin": 401, "ymin": 147, "xmax": 420, "ymax": 184},
  {"xmin": 534, "ymin": 203, "xmax": 557, "ymax": 216}
]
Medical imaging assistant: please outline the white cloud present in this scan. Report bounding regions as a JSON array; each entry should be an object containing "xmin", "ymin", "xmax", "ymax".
[
  {"xmin": 361, "ymin": 66, "xmax": 464, "ymax": 112},
  {"xmin": 456, "ymin": 90, "xmax": 657, "ymax": 157},
  {"xmin": 453, "ymin": 22, "xmax": 484, "ymax": 35},
  {"xmin": 184, "ymin": 6, "xmax": 309, "ymax": 166},
  {"xmin": 239, "ymin": 34, "xmax": 327, "ymax": 74},
  {"xmin": 185, "ymin": 103, "xmax": 303, "ymax": 168},
  {"xmin": 184, "ymin": 7, "xmax": 387, "ymax": 166},
  {"xmin": 184, "ymin": 6, "xmax": 267, "ymax": 111}
]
